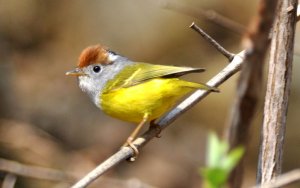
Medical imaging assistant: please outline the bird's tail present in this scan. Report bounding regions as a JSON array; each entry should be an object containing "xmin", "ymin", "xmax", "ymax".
[
  {"xmin": 181, "ymin": 80, "xmax": 220, "ymax": 92},
  {"xmin": 197, "ymin": 83, "xmax": 219, "ymax": 92}
]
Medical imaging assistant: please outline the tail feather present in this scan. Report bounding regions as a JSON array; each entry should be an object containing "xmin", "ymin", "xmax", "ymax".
[
  {"xmin": 181, "ymin": 80, "xmax": 220, "ymax": 92},
  {"xmin": 196, "ymin": 83, "xmax": 219, "ymax": 92}
]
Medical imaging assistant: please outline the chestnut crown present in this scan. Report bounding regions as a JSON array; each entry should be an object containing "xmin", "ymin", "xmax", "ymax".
[{"xmin": 78, "ymin": 45, "xmax": 111, "ymax": 68}]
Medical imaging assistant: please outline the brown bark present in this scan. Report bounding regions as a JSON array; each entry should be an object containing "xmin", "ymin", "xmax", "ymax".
[
  {"xmin": 258, "ymin": 0, "xmax": 298, "ymax": 184},
  {"xmin": 225, "ymin": 0, "xmax": 279, "ymax": 187}
]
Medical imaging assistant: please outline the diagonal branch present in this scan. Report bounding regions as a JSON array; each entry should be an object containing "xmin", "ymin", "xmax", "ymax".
[
  {"xmin": 253, "ymin": 169, "xmax": 300, "ymax": 188},
  {"xmin": 190, "ymin": 22, "xmax": 235, "ymax": 61},
  {"xmin": 2, "ymin": 173, "xmax": 17, "ymax": 188},
  {"xmin": 0, "ymin": 158, "xmax": 72, "ymax": 182},
  {"xmin": 160, "ymin": 1, "xmax": 246, "ymax": 35}
]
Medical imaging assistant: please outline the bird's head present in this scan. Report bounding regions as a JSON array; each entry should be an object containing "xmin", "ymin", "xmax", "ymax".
[{"xmin": 66, "ymin": 45, "xmax": 131, "ymax": 106}]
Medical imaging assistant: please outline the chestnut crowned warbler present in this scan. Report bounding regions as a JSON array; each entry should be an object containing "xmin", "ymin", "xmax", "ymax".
[{"xmin": 66, "ymin": 45, "xmax": 219, "ymax": 155}]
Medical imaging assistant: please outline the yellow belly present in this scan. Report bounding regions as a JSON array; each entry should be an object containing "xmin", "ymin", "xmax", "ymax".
[{"xmin": 100, "ymin": 78, "xmax": 198, "ymax": 123}]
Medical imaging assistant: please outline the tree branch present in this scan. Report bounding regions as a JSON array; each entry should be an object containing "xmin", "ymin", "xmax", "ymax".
[
  {"xmin": 190, "ymin": 22, "xmax": 235, "ymax": 61},
  {"xmin": 2, "ymin": 173, "xmax": 17, "ymax": 188},
  {"xmin": 258, "ymin": 0, "xmax": 298, "ymax": 183},
  {"xmin": 159, "ymin": 1, "xmax": 246, "ymax": 35},
  {"xmin": 0, "ymin": 157, "xmax": 155, "ymax": 187},
  {"xmin": 225, "ymin": 0, "xmax": 279, "ymax": 187},
  {"xmin": 253, "ymin": 169, "xmax": 300, "ymax": 188},
  {"xmin": 0, "ymin": 158, "xmax": 72, "ymax": 182}
]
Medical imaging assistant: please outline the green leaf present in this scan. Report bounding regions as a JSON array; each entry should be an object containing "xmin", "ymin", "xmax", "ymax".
[
  {"xmin": 207, "ymin": 132, "xmax": 229, "ymax": 167},
  {"xmin": 221, "ymin": 147, "xmax": 245, "ymax": 172},
  {"xmin": 207, "ymin": 132, "xmax": 220, "ymax": 167},
  {"xmin": 201, "ymin": 167, "xmax": 228, "ymax": 188},
  {"xmin": 200, "ymin": 133, "xmax": 245, "ymax": 188}
]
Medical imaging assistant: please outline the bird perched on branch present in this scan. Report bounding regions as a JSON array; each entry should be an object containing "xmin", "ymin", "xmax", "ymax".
[{"xmin": 66, "ymin": 45, "xmax": 219, "ymax": 158}]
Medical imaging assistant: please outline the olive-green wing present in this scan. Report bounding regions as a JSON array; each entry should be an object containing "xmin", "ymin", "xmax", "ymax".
[{"xmin": 106, "ymin": 62, "xmax": 205, "ymax": 91}]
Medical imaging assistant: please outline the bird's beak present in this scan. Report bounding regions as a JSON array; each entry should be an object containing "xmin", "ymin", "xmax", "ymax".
[{"xmin": 65, "ymin": 68, "xmax": 86, "ymax": 76}]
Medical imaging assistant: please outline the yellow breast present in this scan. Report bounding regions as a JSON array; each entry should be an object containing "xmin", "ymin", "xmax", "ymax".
[{"xmin": 100, "ymin": 78, "xmax": 198, "ymax": 123}]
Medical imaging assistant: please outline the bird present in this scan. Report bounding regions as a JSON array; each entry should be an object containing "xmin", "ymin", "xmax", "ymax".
[{"xmin": 66, "ymin": 44, "xmax": 219, "ymax": 157}]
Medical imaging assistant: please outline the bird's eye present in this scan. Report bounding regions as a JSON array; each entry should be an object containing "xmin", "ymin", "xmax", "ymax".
[{"xmin": 93, "ymin": 66, "xmax": 101, "ymax": 73}]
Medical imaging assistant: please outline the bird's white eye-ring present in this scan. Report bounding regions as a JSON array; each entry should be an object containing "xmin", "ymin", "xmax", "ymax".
[{"xmin": 93, "ymin": 65, "xmax": 101, "ymax": 73}]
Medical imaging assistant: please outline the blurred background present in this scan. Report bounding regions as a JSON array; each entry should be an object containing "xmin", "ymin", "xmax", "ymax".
[{"xmin": 0, "ymin": 0, "xmax": 299, "ymax": 187}]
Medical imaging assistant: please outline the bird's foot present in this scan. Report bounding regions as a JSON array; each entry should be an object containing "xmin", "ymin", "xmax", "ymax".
[
  {"xmin": 150, "ymin": 120, "xmax": 162, "ymax": 138},
  {"xmin": 123, "ymin": 137, "xmax": 139, "ymax": 162}
]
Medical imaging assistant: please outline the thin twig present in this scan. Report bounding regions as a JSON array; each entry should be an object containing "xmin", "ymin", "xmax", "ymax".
[
  {"xmin": 0, "ymin": 158, "xmax": 156, "ymax": 188},
  {"xmin": 297, "ymin": 4, "xmax": 300, "ymax": 21},
  {"xmin": 71, "ymin": 49, "xmax": 246, "ymax": 188},
  {"xmin": 253, "ymin": 169, "xmax": 300, "ymax": 188},
  {"xmin": 159, "ymin": 1, "xmax": 246, "ymax": 35},
  {"xmin": 0, "ymin": 158, "xmax": 72, "ymax": 182},
  {"xmin": 2, "ymin": 174, "xmax": 17, "ymax": 188},
  {"xmin": 190, "ymin": 22, "xmax": 235, "ymax": 61}
]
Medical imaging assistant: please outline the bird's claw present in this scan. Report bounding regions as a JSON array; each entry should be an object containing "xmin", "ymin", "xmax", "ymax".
[
  {"xmin": 123, "ymin": 137, "xmax": 139, "ymax": 162},
  {"xmin": 150, "ymin": 121, "xmax": 162, "ymax": 138}
]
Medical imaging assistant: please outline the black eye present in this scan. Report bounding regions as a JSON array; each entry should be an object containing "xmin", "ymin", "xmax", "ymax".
[{"xmin": 93, "ymin": 66, "xmax": 101, "ymax": 73}]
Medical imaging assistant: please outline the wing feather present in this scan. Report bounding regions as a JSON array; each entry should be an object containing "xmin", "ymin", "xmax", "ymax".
[{"xmin": 106, "ymin": 63, "xmax": 205, "ymax": 91}]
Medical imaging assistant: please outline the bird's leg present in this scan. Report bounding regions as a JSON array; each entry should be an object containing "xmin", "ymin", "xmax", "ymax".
[
  {"xmin": 123, "ymin": 114, "xmax": 148, "ymax": 160},
  {"xmin": 150, "ymin": 120, "xmax": 162, "ymax": 138}
]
